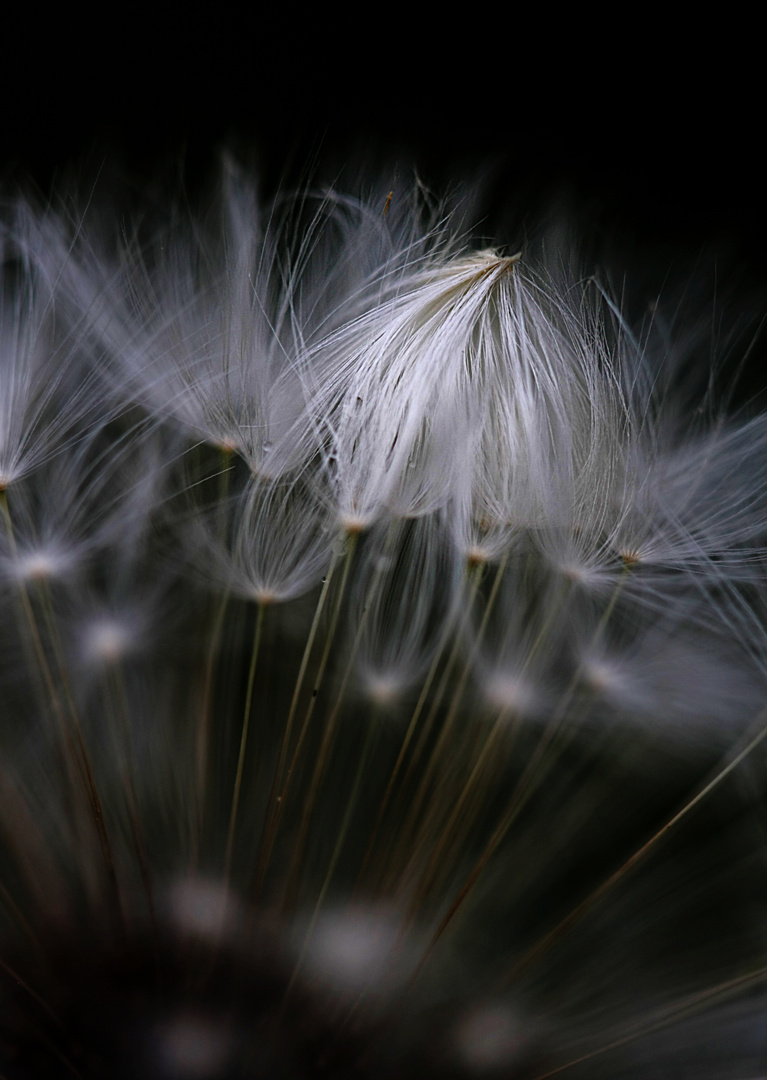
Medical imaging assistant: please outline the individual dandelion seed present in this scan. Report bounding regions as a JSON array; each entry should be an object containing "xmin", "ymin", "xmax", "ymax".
[
  {"xmin": 291, "ymin": 904, "xmax": 410, "ymax": 998},
  {"xmin": 294, "ymin": 250, "xmax": 519, "ymax": 529},
  {"xmin": 574, "ymin": 617, "xmax": 767, "ymax": 743},
  {"xmin": 351, "ymin": 514, "xmax": 463, "ymax": 708},
  {"xmin": 582, "ymin": 281, "xmax": 767, "ymax": 593},
  {"xmin": 0, "ymin": 418, "xmax": 176, "ymax": 593},
  {"xmin": 77, "ymin": 166, "xmax": 452, "ymax": 481},
  {"xmin": 72, "ymin": 166, "xmax": 305, "ymax": 474},
  {"xmin": 188, "ymin": 471, "xmax": 334, "ymax": 606},
  {"xmin": 297, "ymin": 240, "xmax": 633, "ymax": 543},
  {"xmin": 0, "ymin": 201, "xmax": 108, "ymax": 492}
]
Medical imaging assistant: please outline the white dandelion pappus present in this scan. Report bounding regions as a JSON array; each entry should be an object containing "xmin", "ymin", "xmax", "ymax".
[
  {"xmin": 76, "ymin": 169, "xmax": 312, "ymax": 475},
  {"xmin": 1, "ymin": 171, "xmax": 767, "ymax": 1080},
  {"xmin": 0, "ymin": 202, "xmax": 105, "ymax": 491},
  {"xmin": 189, "ymin": 472, "xmax": 333, "ymax": 606},
  {"xmin": 300, "ymin": 250, "xmax": 527, "ymax": 530},
  {"xmin": 352, "ymin": 513, "xmax": 463, "ymax": 706}
]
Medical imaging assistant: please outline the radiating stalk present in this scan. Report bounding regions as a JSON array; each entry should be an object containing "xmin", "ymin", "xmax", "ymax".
[
  {"xmin": 253, "ymin": 549, "xmax": 340, "ymax": 899},
  {"xmin": 0, "ymin": 488, "xmax": 123, "ymax": 932},
  {"xmin": 528, "ymin": 962, "xmax": 767, "ymax": 1079},
  {"xmin": 223, "ymin": 600, "xmax": 266, "ymax": 887},
  {"xmin": 504, "ymin": 704, "xmax": 767, "ymax": 988},
  {"xmin": 192, "ymin": 444, "xmax": 235, "ymax": 862},
  {"xmin": 283, "ymin": 712, "xmax": 379, "ymax": 1001},
  {"xmin": 257, "ymin": 534, "xmax": 358, "ymax": 900},
  {"xmin": 280, "ymin": 537, "xmax": 377, "ymax": 912}
]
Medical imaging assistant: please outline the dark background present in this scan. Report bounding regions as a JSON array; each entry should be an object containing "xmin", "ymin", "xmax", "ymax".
[{"xmin": 3, "ymin": 16, "xmax": 765, "ymax": 371}]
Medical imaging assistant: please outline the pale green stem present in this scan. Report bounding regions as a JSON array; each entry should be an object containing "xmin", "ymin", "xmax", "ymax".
[
  {"xmin": 106, "ymin": 663, "xmax": 159, "ymax": 943},
  {"xmin": 1, "ymin": 489, "xmax": 123, "ymax": 931},
  {"xmin": 529, "ymin": 962, "xmax": 767, "ymax": 1079},
  {"xmin": 223, "ymin": 600, "xmax": 266, "ymax": 887},
  {"xmin": 397, "ymin": 554, "xmax": 508, "ymax": 887},
  {"xmin": 354, "ymin": 578, "xmax": 467, "ymax": 895},
  {"xmin": 283, "ymin": 713, "xmax": 379, "ymax": 1002},
  {"xmin": 193, "ymin": 588, "xmax": 230, "ymax": 865},
  {"xmin": 407, "ymin": 565, "xmax": 631, "ymax": 977},
  {"xmin": 259, "ymin": 534, "xmax": 358, "ymax": 900},
  {"xmin": 504, "ymin": 704, "xmax": 767, "ymax": 988},
  {"xmin": 281, "ymin": 537, "xmax": 381, "ymax": 912},
  {"xmin": 253, "ymin": 549, "xmax": 340, "ymax": 900}
]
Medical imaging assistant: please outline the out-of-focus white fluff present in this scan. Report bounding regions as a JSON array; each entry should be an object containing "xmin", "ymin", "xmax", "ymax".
[{"xmin": 1, "ymin": 168, "xmax": 767, "ymax": 1079}]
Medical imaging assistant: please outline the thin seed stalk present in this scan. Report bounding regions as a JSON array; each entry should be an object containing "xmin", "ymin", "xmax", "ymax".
[
  {"xmin": 193, "ymin": 588, "xmax": 230, "ymax": 863},
  {"xmin": 354, "ymin": 588, "xmax": 465, "ymax": 895},
  {"xmin": 253, "ymin": 550, "xmax": 340, "ymax": 899},
  {"xmin": 192, "ymin": 444, "xmax": 235, "ymax": 861},
  {"xmin": 380, "ymin": 563, "xmax": 484, "ymax": 892},
  {"xmin": 0, "ymin": 489, "xmax": 123, "ymax": 933},
  {"xmin": 408, "ymin": 565, "xmax": 662, "ymax": 979},
  {"xmin": 504, "ymin": 705, "xmax": 767, "ymax": 988},
  {"xmin": 283, "ymin": 712, "xmax": 379, "ymax": 1002},
  {"xmin": 260, "ymin": 533, "xmax": 358, "ymax": 899},
  {"xmin": 397, "ymin": 555, "xmax": 508, "ymax": 889},
  {"xmin": 224, "ymin": 600, "xmax": 267, "ymax": 886},
  {"xmin": 281, "ymin": 540, "xmax": 377, "ymax": 913}
]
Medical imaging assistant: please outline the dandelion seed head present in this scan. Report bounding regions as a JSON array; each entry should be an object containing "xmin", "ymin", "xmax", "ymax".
[
  {"xmin": 12, "ymin": 545, "xmax": 71, "ymax": 584},
  {"xmin": 363, "ymin": 671, "xmax": 405, "ymax": 706},
  {"xmin": 152, "ymin": 1013, "xmax": 235, "ymax": 1079},
  {"xmin": 338, "ymin": 510, "xmax": 372, "ymax": 536},
  {"xmin": 82, "ymin": 616, "xmax": 135, "ymax": 665},
  {"xmin": 163, "ymin": 878, "xmax": 240, "ymax": 943},
  {"xmin": 465, "ymin": 543, "xmax": 493, "ymax": 568},
  {"xmin": 1, "ymin": 166, "xmax": 766, "ymax": 1078},
  {"xmin": 581, "ymin": 656, "xmax": 632, "ymax": 699},
  {"xmin": 482, "ymin": 671, "xmax": 540, "ymax": 719},
  {"xmin": 298, "ymin": 906, "xmax": 404, "ymax": 994},
  {"xmin": 454, "ymin": 1002, "xmax": 531, "ymax": 1073}
]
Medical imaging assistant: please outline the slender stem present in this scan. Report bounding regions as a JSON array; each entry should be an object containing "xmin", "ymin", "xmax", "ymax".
[
  {"xmin": 504, "ymin": 706, "xmax": 767, "ymax": 987},
  {"xmin": 397, "ymin": 556, "xmax": 508, "ymax": 894},
  {"xmin": 529, "ymin": 962, "xmax": 767, "ymax": 1079},
  {"xmin": 259, "ymin": 534, "xmax": 358, "ymax": 899},
  {"xmin": 410, "ymin": 709, "xmax": 510, "ymax": 908},
  {"xmin": 280, "ymin": 542, "xmax": 374, "ymax": 912},
  {"xmin": 407, "ymin": 567, "xmax": 629, "ymax": 976},
  {"xmin": 379, "ymin": 563, "xmax": 483, "ymax": 892},
  {"xmin": 283, "ymin": 713, "xmax": 379, "ymax": 1002},
  {"xmin": 1, "ymin": 489, "xmax": 123, "ymax": 932},
  {"xmin": 253, "ymin": 550, "xmax": 340, "ymax": 899},
  {"xmin": 192, "ymin": 445, "xmax": 235, "ymax": 862},
  {"xmin": 36, "ymin": 577, "xmax": 124, "ymax": 933},
  {"xmin": 224, "ymin": 600, "xmax": 266, "ymax": 886},
  {"xmin": 106, "ymin": 664, "xmax": 159, "ymax": 943},
  {"xmin": 0, "ymin": 491, "xmax": 67, "ymax": 731},
  {"xmin": 193, "ymin": 589, "xmax": 230, "ymax": 865},
  {"xmin": 354, "ymin": 585, "xmax": 464, "ymax": 894}
]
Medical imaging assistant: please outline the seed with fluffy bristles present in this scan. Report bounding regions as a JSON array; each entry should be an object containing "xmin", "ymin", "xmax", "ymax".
[
  {"xmin": 190, "ymin": 473, "xmax": 333, "ymax": 605},
  {"xmin": 352, "ymin": 514, "xmax": 461, "ymax": 705},
  {"xmin": 301, "ymin": 244, "xmax": 632, "ymax": 545},
  {"xmin": 0, "ymin": 202, "xmax": 106, "ymax": 491}
]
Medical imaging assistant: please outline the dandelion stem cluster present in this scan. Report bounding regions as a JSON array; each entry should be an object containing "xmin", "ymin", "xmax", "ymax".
[{"xmin": 1, "ymin": 166, "xmax": 767, "ymax": 1077}]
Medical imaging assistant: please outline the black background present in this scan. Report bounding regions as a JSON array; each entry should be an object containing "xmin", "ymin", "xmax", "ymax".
[{"xmin": 2, "ymin": 15, "xmax": 765, "ymax": 369}]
